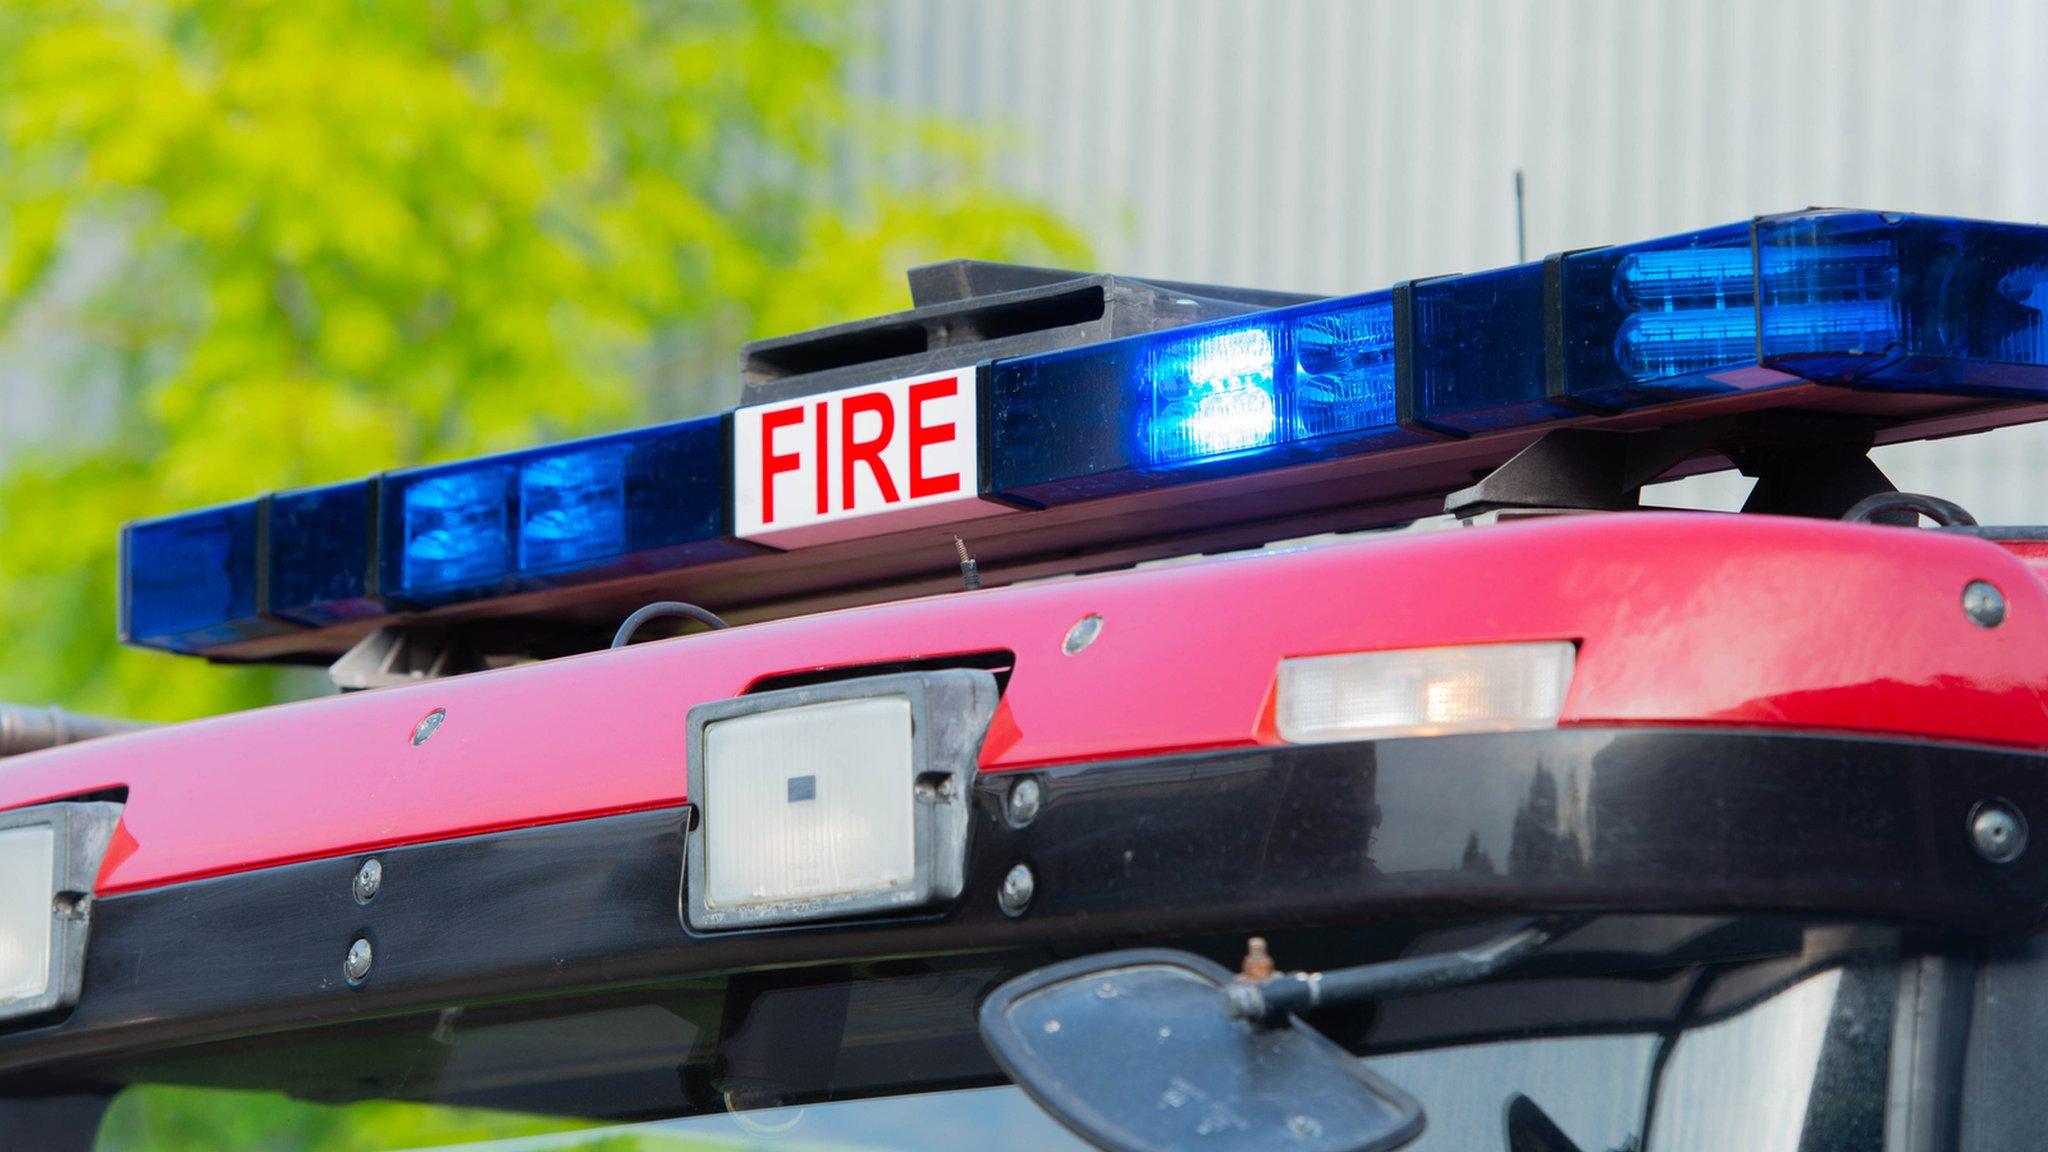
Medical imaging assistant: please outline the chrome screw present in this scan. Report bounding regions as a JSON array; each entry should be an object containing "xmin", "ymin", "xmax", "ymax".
[
  {"xmin": 1972, "ymin": 800, "xmax": 2028, "ymax": 864},
  {"xmin": 1000, "ymin": 863, "xmax": 1036, "ymax": 917},
  {"xmin": 1963, "ymin": 581, "xmax": 2007, "ymax": 628},
  {"xmin": 344, "ymin": 936, "xmax": 374, "ymax": 982},
  {"xmin": 1063, "ymin": 614, "xmax": 1103, "ymax": 656},
  {"xmin": 353, "ymin": 858, "xmax": 382, "ymax": 904},
  {"xmin": 1006, "ymin": 778, "xmax": 1042, "ymax": 827},
  {"xmin": 411, "ymin": 708, "xmax": 446, "ymax": 746}
]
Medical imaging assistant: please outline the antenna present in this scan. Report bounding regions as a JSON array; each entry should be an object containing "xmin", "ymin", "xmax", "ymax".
[{"xmin": 1514, "ymin": 170, "xmax": 1527, "ymax": 263}]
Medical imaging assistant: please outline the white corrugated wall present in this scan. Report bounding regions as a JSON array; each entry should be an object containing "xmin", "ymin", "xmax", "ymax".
[{"xmin": 862, "ymin": 0, "xmax": 2048, "ymax": 518}]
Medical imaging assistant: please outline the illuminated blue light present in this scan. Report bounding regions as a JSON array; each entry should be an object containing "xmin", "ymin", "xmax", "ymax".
[
  {"xmin": 1558, "ymin": 219, "xmax": 1906, "ymax": 406},
  {"xmin": 519, "ymin": 444, "xmax": 629, "ymax": 572},
  {"xmin": 121, "ymin": 500, "xmax": 283, "ymax": 653},
  {"xmin": 1145, "ymin": 325, "xmax": 1279, "ymax": 463},
  {"xmin": 1999, "ymin": 264, "xmax": 2048, "ymax": 362},
  {"xmin": 1615, "ymin": 300, "xmax": 1904, "ymax": 381},
  {"xmin": 1560, "ymin": 212, "xmax": 2048, "ymax": 407},
  {"xmin": 1612, "ymin": 247, "xmax": 1756, "ymax": 307},
  {"xmin": 1550, "ymin": 222, "xmax": 1757, "ymax": 409},
  {"xmin": 1292, "ymin": 299, "xmax": 1397, "ymax": 439},
  {"xmin": 1753, "ymin": 212, "xmax": 2048, "ymax": 393},
  {"xmin": 986, "ymin": 291, "xmax": 1413, "ymax": 505},
  {"xmin": 401, "ymin": 467, "xmax": 515, "ymax": 596},
  {"xmin": 377, "ymin": 415, "xmax": 747, "ymax": 607}
]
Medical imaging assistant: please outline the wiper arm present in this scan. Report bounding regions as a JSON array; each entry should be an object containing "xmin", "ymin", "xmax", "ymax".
[{"xmin": 1223, "ymin": 916, "xmax": 1588, "ymax": 1027}]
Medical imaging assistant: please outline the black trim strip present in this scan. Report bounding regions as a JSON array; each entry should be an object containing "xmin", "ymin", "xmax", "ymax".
[{"xmin": 3, "ymin": 726, "xmax": 2046, "ymax": 1075}]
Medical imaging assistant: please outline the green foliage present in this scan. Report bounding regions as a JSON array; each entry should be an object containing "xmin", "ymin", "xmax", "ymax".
[
  {"xmin": 94, "ymin": 1083, "xmax": 812, "ymax": 1151},
  {"xmin": 0, "ymin": 0, "xmax": 1086, "ymax": 721},
  {"xmin": 95, "ymin": 1085, "xmax": 592, "ymax": 1151}
]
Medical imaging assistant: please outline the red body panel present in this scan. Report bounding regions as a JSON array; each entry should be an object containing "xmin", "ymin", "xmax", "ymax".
[{"xmin": 6, "ymin": 512, "xmax": 2047, "ymax": 895}]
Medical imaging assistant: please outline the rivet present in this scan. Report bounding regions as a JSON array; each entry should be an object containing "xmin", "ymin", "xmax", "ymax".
[
  {"xmin": 411, "ymin": 708, "xmax": 446, "ymax": 746},
  {"xmin": 353, "ymin": 858, "xmax": 382, "ymax": 904},
  {"xmin": 344, "ymin": 936, "xmax": 374, "ymax": 983},
  {"xmin": 1000, "ymin": 862, "xmax": 1036, "ymax": 917},
  {"xmin": 1963, "ymin": 581, "xmax": 2007, "ymax": 628},
  {"xmin": 1972, "ymin": 799, "xmax": 2028, "ymax": 864},
  {"xmin": 1006, "ymin": 778, "xmax": 1042, "ymax": 827},
  {"xmin": 1063, "ymin": 614, "xmax": 1103, "ymax": 656}
]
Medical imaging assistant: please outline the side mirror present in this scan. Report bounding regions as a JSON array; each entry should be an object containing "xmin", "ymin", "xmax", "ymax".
[{"xmin": 979, "ymin": 950, "xmax": 1424, "ymax": 1152}]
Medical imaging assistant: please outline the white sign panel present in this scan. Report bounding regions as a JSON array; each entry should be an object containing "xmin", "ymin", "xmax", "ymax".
[{"xmin": 732, "ymin": 368, "xmax": 1007, "ymax": 547}]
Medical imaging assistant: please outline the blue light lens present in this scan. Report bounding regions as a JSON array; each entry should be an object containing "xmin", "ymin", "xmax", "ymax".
[
  {"xmin": 400, "ymin": 467, "xmax": 516, "ymax": 596},
  {"xmin": 986, "ymin": 292, "xmax": 1413, "ymax": 505},
  {"xmin": 268, "ymin": 481, "xmax": 383, "ymax": 627},
  {"xmin": 378, "ymin": 415, "xmax": 748, "ymax": 607},
  {"xmin": 1556, "ymin": 212, "xmax": 2048, "ymax": 407},
  {"xmin": 1755, "ymin": 211, "xmax": 2048, "ymax": 393},
  {"xmin": 1547, "ymin": 222, "xmax": 1758, "ymax": 407},
  {"xmin": 519, "ymin": 444, "xmax": 629, "ymax": 572},
  {"xmin": 1401, "ymin": 262, "xmax": 1566, "ymax": 434},
  {"xmin": 1612, "ymin": 245, "xmax": 1756, "ymax": 308},
  {"xmin": 121, "ymin": 500, "xmax": 285, "ymax": 653},
  {"xmin": 1292, "ymin": 298, "xmax": 1397, "ymax": 439},
  {"xmin": 1145, "ymin": 324, "xmax": 1280, "ymax": 464}
]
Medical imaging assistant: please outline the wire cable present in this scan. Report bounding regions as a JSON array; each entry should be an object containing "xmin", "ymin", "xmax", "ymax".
[
  {"xmin": 610, "ymin": 601, "xmax": 730, "ymax": 649},
  {"xmin": 1842, "ymin": 491, "xmax": 1977, "ymax": 527}
]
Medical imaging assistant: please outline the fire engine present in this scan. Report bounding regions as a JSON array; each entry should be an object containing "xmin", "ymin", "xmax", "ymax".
[{"xmin": 4, "ymin": 209, "xmax": 2048, "ymax": 1151}]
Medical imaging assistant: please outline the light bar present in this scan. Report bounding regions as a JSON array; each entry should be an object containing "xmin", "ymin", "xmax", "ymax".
[
  {"xmin": 0, "ymin": 802, "xmax": 121, "ymax": 1027},
  {"xmin": 118, "ymin": 210, "xmax": 2048, "ymax": 657}
]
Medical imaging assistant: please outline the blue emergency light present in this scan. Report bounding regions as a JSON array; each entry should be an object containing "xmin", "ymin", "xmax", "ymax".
[
  {"xmin": 984, "ymin": 291, "xmax": 1423, "ymax": 505},
  {"xmin": 120, "ymin": 210, "xmax": 2048, "ymax": 656},
  {"xmin": 119, "ymin": 499, "xmax": 276, "ymax": 653},
  {"xmin": 378, "ymin": 414, "xmax": 751, "ymax": 607}
]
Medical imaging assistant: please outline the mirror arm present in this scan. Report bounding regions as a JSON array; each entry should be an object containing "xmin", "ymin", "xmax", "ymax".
[{"xmin": 1223, "ymin": 916, "xmax": 1586, "ymax": 1027}]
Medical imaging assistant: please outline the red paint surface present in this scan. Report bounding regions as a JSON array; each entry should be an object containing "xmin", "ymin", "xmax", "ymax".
[
  {"xmin": 1989, "ymin": 537, "xmax": 2048, "ymax": 584},
  {"xmin": 6, "ymin": 512, "xmax": 2046, "ymax": 895}
]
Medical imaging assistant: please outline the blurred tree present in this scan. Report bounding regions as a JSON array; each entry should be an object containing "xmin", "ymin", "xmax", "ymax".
[{"xmin": 0, "ymin": 0, "xmax": 1085, "ymax": 721}]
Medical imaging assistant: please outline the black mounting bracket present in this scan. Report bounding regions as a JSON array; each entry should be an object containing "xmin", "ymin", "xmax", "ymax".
[{"xmin": 1445, "ymin": 413, "xmax": 1905, "ymax": 522}]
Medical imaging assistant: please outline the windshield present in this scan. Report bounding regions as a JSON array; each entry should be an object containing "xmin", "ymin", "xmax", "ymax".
[
  {"xmin": 89, "ymin": 963, "xmax": 1886, "ymax": 1152},
  {"xmin": 32, "ymin": 918, "xmax": 1922, "ymax": 1152}
]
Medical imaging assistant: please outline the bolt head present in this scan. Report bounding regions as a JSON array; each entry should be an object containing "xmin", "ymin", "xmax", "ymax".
[
  {"xmin": 353, "ymin": 858, "xmax": 382, "ymax": 904},
  {"xmin": 1006, "ymin": 778, "xmax": 1042, "ymax": 827},
  {"xmin": 1972, "ymin": 800, "xmax": 2028, "ymax": 864},
  {"xmin": 344, "ymin": 937, "xmax": 374, "ymax": 982},
  {"xmin": 411, "ymin": 708, "xmax": 446, "ymax": 746},
  {"xmin": 1063, "ymin": 614, "xmax": 1103, "ymax": 656},
  {"xmin": 999, "ymin": 862, "xmax": 1035, "ymax": 917},
  {"xmin": 1964, "ymin": 581, "xmax": 2007, "ymax": 628}
]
